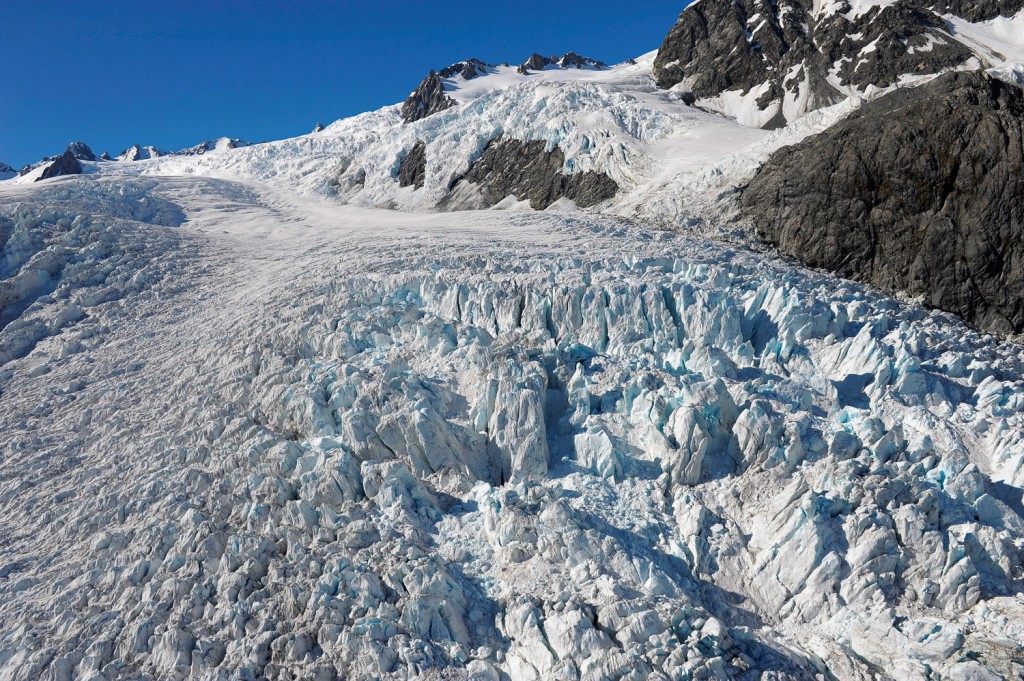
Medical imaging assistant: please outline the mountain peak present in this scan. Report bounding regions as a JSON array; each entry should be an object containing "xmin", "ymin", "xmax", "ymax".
[
  {"xmin": 517, "ymin": 51, "xmax": 607, "ymax": 74},
  {"xmin": 66, "ymin": 141, "xmax": 96, "ymax": 161},
  {"xmin": 401, "ymin": 70, "xmax": 456, "ymax": 123}
]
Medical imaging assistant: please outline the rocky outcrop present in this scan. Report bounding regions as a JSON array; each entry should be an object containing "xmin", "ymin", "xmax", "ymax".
[
  {"xmin": 401, "ymin": 70, "xmax": 456, "ymax": 123},
  {"xmin": 652, "ymin": 0, "xmax": 1013, "ymax": 128},
  {"xmin": 437, "ymin": 58, "xmax": 492, "ymax": 80},
  {"xmin": 66, "ymin": 141, "xmax": 96, "ymax": 161},
  {"xmin": 398, "ymin": 141, "xmax": 427, "ymax": 189},
  {"xmin": 178, "ymin": 138, "xmax": 251, "ymax": 156},
  {"xmin": 742, "ymin": 70, "xmax": 1024, "ymax": 334},
  {"xmin": 37, "ymin": 150, "xmax": 83, "ymax": 181},
  {"xmin": 517, "ymin": 52, "xmax": 606, "ymax": 74},
  {"xmin": 937, "ymin": 0, "xmax": 1024, "ymax": 21},
  {"xmin": 312, "ymin": 122, "xmax": 325, "ymax": 133},
  {"xmin": 99, "ymin": 152, "xmax": 112, "ymax": 161},
  {"xmin": 0, "ymin": 163, "xmax": 14, "ymax": 180},
  {"xmin": 446, "ymin": 136, "xmax": 617, "ymax": 210},
  {"xmin": 118, "ymin": 144, "xmax": 167, "ymax": 162}
]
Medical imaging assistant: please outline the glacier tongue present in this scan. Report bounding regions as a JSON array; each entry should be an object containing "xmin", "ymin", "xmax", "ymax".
[{"xmin": 1, "ymin": 177, "xmax": 1023, "ymax": 680}]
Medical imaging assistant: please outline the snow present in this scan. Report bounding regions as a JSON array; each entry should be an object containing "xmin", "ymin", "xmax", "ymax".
[
  {"xmin": 1, "ymin": 172, "xmax": 1024, "ymax": 679},
  {"xmin": 945, "ymin": 9, "xmax": 1024, "ymax": 78},
  {"xmin": 1, "ymin": 7, "xmax": 1024, "ymax": 679}
]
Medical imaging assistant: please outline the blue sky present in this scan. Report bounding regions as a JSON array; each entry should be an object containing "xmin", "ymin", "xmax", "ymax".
[{"xmin": 0, "ymin": 1, "xmax": 688, "ymax": 168}]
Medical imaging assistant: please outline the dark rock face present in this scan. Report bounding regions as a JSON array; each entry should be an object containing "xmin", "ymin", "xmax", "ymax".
[
  {"xmin": 438, "ymin": 58, "xmax": 492, "ymax": 80},
  {"xmin": 936, "ymin": 0, "xmax": 1024, "ymax": 21},
  {"xmin": 99, "ymin": 152, "xmax": 112, "ymax": 161},
  {"xmin": 37, "ymin": 150, "xmax": 83, "ymax": 181},
  {"xmin": 398, "ymin": 141, "xmax": 427, "ymax": 189},
  {"xmin": 401, "ymin": 71, "xmax": 456, "ymax": 124},
  {"xmin": 742, "ymin": 71, "xmax": 1024, "ymax": 334},
  {"xmin": 66, "ymin": 142, "xmax": 96, "ymax": 161},
  {"xmin": 653, "ymin": 0, "xmax": 1013, "ymax": 128},
  {"xmin": 518, "ymin": 52, "xmax": 606, "ymax": 74},
  {"xmin": 448, "ymin": 136, "xmax": 617, "ymax": 210},
  {"xmin": 312, "ymin": 122, "xmax": 325, "ymax": 133},
  {"xmin": 0, "ymin": 162, "xmax": 15, "ymax": 179}
]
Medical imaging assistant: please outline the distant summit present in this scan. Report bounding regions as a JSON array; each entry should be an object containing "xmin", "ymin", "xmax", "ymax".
[
  {"xmin": 517, "ymin": 51, "xmax": 606, "ymax": 74},
  {"xmin": 0, "ymin": 162, "xmax": 15, "ymax": 180},
  {"xmin": 118, "ymin": 144, "xmax": 167, "ymax": 162},
  {"xmin": 178, "ymin": 138, "xmax": 252, "ymax": 156},
  {"xmin": 66, "ymin": 141, "xmax": 96, "ymax": 161},
  {"xmin": 401, "ymin": 52, "xmax": 608, "ymax": 123}
]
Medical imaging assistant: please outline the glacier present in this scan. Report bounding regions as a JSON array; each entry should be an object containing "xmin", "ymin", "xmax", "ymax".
[
  {"xmin": 1, "ymin": 176, "xmax": 1023, "ymax": 679},
  {"xmin": 3, "ymin": 6, "xmax": 1024, "ymax": 678}
]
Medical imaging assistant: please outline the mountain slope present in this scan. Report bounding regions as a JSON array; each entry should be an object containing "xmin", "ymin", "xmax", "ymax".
[
  {"xmin": 653, "ymin": 0, "xmax": 1024, "ymax": 127},
  {"xmin": 743, "ymin": 70, "xmax": 1024, "ymax": 334}
]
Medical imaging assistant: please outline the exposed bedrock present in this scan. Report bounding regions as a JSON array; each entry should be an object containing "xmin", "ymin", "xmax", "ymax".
[
  {"xmin": 742, "ymin": 70, "xmax": 1024, "ymax": 334},
  {"xmin": 398, "ymin": 140, "xmax": 427, "ymax": 189},
  {"xmin": 652, "ymin": 0, "xmax": 1014, "ymax": 127},
  {"xmin": 445, "ymin": 136, "xmax": 618, "ymax": 210},
  {"xmin": 37, "ymin": 149, "xmax": 83, "ymax": 181},
  {"xmin": 401, "ymin": 70, "xmax": 456, "ymax": 124}
]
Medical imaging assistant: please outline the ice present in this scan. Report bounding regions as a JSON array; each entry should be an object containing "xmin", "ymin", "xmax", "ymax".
[
  {"xmin": 1, "ymin": 174, "xmax": 1022, "ymax": 679},
  {"xmin": 2, "ymin": 13, "xmax": 1024, "ymax": 675}
]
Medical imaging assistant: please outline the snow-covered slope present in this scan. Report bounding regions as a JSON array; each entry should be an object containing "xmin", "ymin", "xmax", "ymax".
[{"xmin": 5, "ymin": 53, "xmax": 782, "ymax": 231}]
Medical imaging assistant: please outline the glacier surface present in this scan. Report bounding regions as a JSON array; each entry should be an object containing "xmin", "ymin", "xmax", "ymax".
[{"xmin": 1, "ymin": 176, "xmax": 1023, "ymax": 680}]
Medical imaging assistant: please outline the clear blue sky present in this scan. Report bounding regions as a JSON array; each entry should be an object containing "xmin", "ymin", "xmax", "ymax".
[{"xmin": 0, "ymin": 1, "xmax": 689, "ymax": 168}]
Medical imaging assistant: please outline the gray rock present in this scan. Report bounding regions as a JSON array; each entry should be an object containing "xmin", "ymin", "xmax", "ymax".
[
  {"xmin": 312, "ymin": 122, "xmax": 325, "ymax": 133},
  {"xmin": 446, "ymin": 135, "xmax": 617, "ymax": 210},
  {"xmin": 37, "ymin": 150, "xmax": 83, "ymax": 181},
  {"xmin": 0, "ymin": 162, "xmax": 14, "ymax": 180},
  {"xmin": 517, "ymin": 52, "xmax": 606, "ymax": 75},
  {"xmin": 437, "ymin": 58, "xmax": 492, "ymax": 80},
  {"xmin": 518, "ymin": 53, "xmax": 551, "ymax": 74},
  {"xmin": 99, "ymin": 152, "xmax": 112, "ymax": 161},
  {"xmin": 936, "ymin": 0, "xmax": 1024, "ymax": 20},
  {"xmin": 398, "ymin": 141, "xmax": 427, "ymax": 189},
  {"xmin": 65, "ymin": 142, "xmax": 96, "ymax": 161},
  {"xmin": 652, "ymin": 0, "xmax": 1006, "ymax": 128},
  {"xmin": 742, "ymin": 70, "xmax": 1024, "ymax": 334},
  {"xmin": 401, "ymin": 70, "xmax": 456, "ymax": 123}
]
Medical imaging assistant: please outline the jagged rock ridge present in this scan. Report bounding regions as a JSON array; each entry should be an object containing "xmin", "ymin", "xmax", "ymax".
[
  {"xmin": 402, "ymin": 53, "xmax": 608, "ymax": 123},
  {"xmin": 401, "ymin": 70, "xmax": 456, "ymax": 123},
  {"xmin": 653, "ymin": 0, "xmax": 1024, "ymax": 128},
  {"xmin": 517, "ymin": 52, "xmax": 607, "ymax": 74},
  {"xmin": 743, "ymin": 70, "xmax": 1024, "ymax": 334}
]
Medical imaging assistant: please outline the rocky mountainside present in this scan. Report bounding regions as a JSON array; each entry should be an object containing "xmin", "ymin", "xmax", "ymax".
[
  {"xmin": 653, "ymin": 0, "xmax": 1024, "ymax": 127},
  {"xmin": 0, "ymin": 163, "xmax": 14, "ymax": 180},
  {"xmin": 743, "ymin": 71, "xmax": 1024, "ymax": 334}
]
